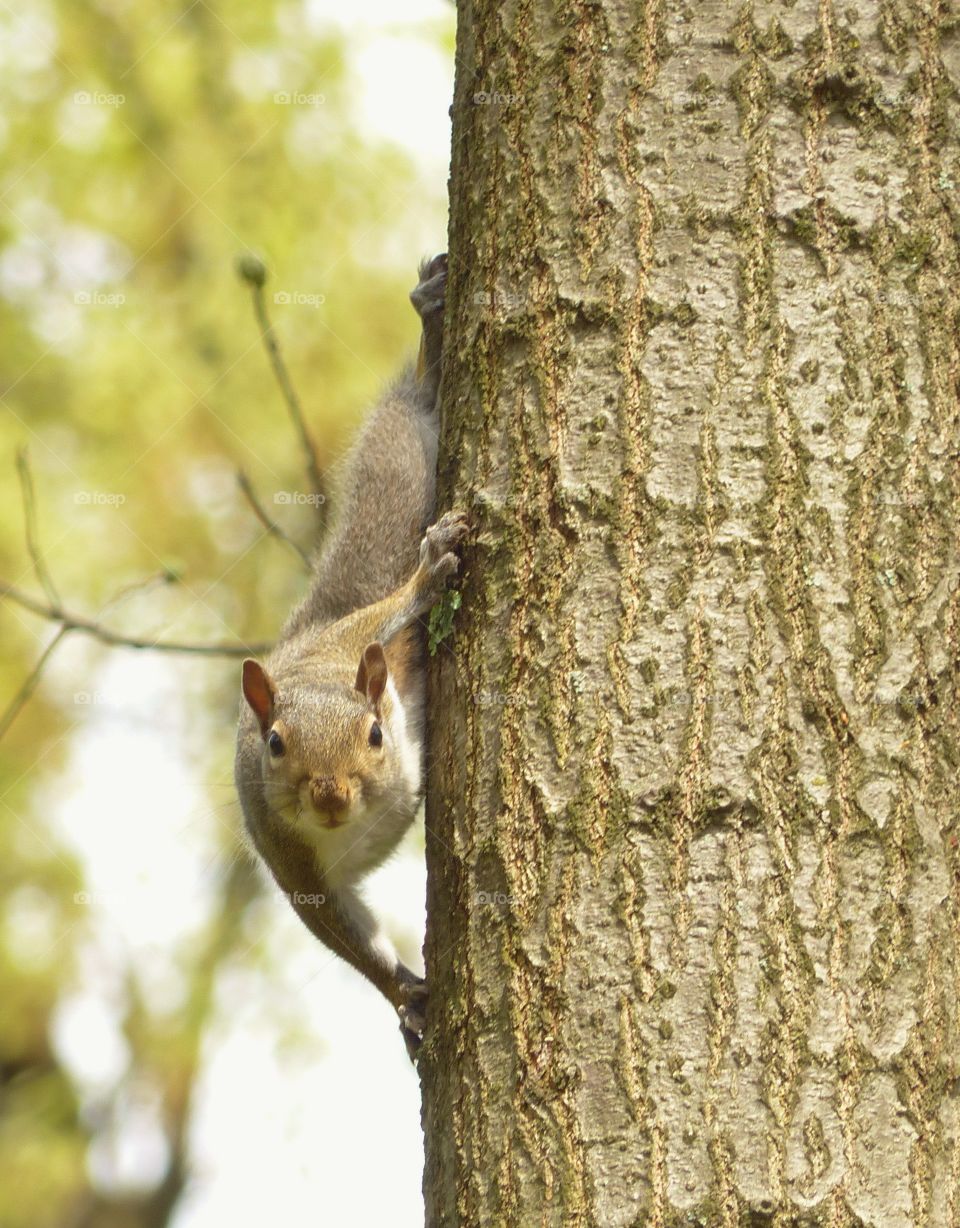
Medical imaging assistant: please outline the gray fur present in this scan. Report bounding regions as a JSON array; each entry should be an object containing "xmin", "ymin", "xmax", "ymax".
[{"xmin": 233, "ymin": 256, "xmax": 447, "ymax": 1056}]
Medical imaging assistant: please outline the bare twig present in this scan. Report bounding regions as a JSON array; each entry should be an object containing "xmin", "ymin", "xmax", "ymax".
[
  {"xmin": 235, "ymin": 253, "xmax": 327, "ymax": 508},
  {"xmin": 236, "ymin": 469, "xmax": 312, "ymax": 571},
  {"xmin": 0, "ymin": 458, "xmax": 271, "ymax": 738},
  {"xmin": 0, "ymin": 627, "xmax": 68, "ymax": 739},
  {"xmin": 96, "ymin": 567, "xmax": 180, "ymax": 617},
  {"xmin": 0, "ymin": 581, "xmax": 267, "ymax": 657},
  {"xmin": 16, "ymin": 447, "xmax": 60, "ymax": 607}
]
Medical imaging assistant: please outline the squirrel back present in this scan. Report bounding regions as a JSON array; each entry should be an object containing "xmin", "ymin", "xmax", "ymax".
[{"xmin": 282, "ymin": 364, "xmax": 439, "ymax": 639}]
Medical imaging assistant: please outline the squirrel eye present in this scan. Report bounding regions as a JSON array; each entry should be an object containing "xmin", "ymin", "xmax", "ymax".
[
  {"xmin": 368, "ymin": 721, "xmax": 383, "ymax": 748},
  {"xmin": 267, "ymin": 729, "xmax": 285, "ymax": 756}
]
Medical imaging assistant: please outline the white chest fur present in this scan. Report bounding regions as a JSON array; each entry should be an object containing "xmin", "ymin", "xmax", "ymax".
[{"xmin": 308, "ymin": 793, "xmax": 419, "ymax": 890}]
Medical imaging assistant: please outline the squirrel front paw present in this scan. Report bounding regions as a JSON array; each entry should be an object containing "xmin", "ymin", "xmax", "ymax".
[
  {"xmin": 418, "ymin": 510, "xmax": 469, "ymax": 597},
  {"xmin": 398, "ymin": 977, "xmax": 428, "ymax": 1062}
]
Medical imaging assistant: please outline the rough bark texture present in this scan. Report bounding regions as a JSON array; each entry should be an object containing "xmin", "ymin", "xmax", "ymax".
[{"xmin": 422, "ymin": 1, "xmax": 960, "ymax": 1225}]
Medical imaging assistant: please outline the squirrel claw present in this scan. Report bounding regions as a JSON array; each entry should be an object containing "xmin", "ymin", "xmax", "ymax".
[
  {"xmin": 421, "ymin": 252, "xmax": 447, "ymax": 280},
  {"xmin": 418, "ymin": 511, "xmax": 469, "ymax": 599},
  {"xmin": 399, "ymin": 977, "xmax": 428, "ymax": 1062},
  {"xmin": 420, "ymin": 511, "xmax": 469, "ymax": 568},
  {"xmin": 400, "ymin": 1020, "xmax": 422, "ymax": 1062}
]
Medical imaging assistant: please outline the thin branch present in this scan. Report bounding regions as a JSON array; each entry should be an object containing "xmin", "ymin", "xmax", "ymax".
[
  {"xmin": 236, "ymin": 469, "xmax": 312, "ymax": 571},
  {"xmin": 96, "ymin": 567, "xmax": 180, "ymax": 617},
  {"xmin": 251, "ymin": 281, "xmax": 326, "ymax": 499},
  {"xmin": 0, "ymin": 581, "xmax": 267, "ymax": 657},
  {"xmin": 1, "ymin": 454, "xmax": 269, "ymax": 739},
  {"xmin": 16, "ymin": 447, "xmax": 60, "ymax": 607},
  {"xmin": 235, "ymin": 253, "xmax": 328, "ymax": 508},
  {"xmin": 0, "ymin": 627, "xmax": 68, "ymax": 739}
]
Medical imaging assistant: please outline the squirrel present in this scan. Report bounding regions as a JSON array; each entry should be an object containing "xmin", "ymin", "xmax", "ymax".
[{"xmin": 234, "ymin": 253, "xmax": 465, "ymax": 1058}]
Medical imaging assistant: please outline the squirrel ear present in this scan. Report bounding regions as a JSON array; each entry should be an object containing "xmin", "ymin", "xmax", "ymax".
[
  {"xmin": 355, "ymin": 642, "xmax": 388, "ymax": 714},
  {"xmin": 242, "ymin": 658, "xmax": 276, "ymax": 737}
]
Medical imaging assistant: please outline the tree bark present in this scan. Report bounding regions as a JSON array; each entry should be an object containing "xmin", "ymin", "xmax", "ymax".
[{"xmin": 422, "ymin": 1, "xmax": 960, "ymax": 1225}]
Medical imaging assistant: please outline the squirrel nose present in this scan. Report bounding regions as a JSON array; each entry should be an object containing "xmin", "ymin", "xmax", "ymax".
[{"xmin": 309, "ymin": 775, "xmax": 351, "ymax": 814}]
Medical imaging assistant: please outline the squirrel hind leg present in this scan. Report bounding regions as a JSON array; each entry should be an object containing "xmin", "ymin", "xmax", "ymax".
[
  {"xmin": 411, "ymin": 252, "xmax": 447, "ymax": 311},
  {"xmin": 411, "ymin": 253, "xmax": 447, "ymax": 408},
  {"xmin": 410, "ymin": 253, "xmax": 446, "ymax": 322}
]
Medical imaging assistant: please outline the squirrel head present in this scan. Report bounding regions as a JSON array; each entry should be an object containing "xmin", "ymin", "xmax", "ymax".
[{"xmin": 240, "ymin": 642, "xmax": 413, "ymax": 832}]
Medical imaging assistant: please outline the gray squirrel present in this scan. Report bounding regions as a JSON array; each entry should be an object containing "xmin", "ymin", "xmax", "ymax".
[{"xmin": 234, "ymin": 254, "xmax": 465, "ymax": 1057}]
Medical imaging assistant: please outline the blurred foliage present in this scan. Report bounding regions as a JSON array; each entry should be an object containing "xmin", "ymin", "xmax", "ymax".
[{"xmin": 0, "ymin": 0, "xmax": 452, "ymax": 1223}]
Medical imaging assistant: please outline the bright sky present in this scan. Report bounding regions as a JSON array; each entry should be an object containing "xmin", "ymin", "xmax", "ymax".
[{"xmin": 41, "ymin": 2, "xmax": 455, "ymax": 1223}]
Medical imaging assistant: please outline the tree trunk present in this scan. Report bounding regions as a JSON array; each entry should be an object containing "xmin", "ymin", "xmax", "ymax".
[{"xmin": 422, "ymin": 0, "xmax": 960, "ymax": 1224}]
